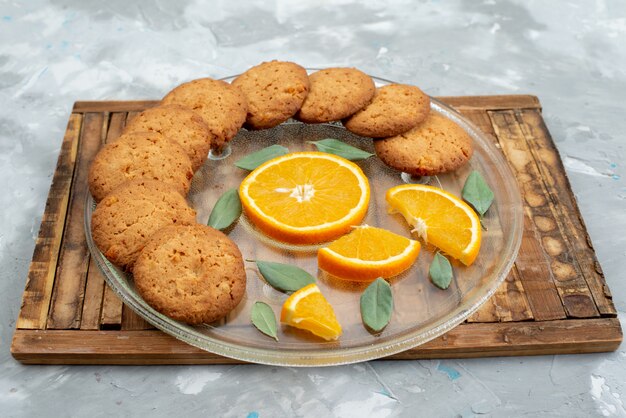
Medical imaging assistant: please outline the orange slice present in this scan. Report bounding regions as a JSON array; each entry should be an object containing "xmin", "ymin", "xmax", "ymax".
[
  {"xmin": 317, "ymin": 225, "xmax": 421, "ymax": 281},
  {"xmin": 239, "ymin": 152, "xmax": 370, "ymax": 244},
  {"xmin": 386, "ymin": 184, "xmax": 481, "ymax": 265},
  {"xmin": 280, "ymin": 283, "xmax": 342, "ymax": 341}
]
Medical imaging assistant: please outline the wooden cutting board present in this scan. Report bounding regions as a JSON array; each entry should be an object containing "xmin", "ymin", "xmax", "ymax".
[{"xmin": 11, "ymin": 95, "xmax": 622, "ymax": 364}]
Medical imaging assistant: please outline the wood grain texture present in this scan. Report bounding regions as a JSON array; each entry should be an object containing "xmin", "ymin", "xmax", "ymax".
[
  {"xmin": 47, "ymin": 113, "xmax": 107, "ymax": 329},
  {"xmin": 439, "ymin": 95, "xmax": 541, "ymax": 111},
  {"xmin": 121, "ymin": 305, "xmax": 153, "ymax": 330},
  {"xmin": 490, "ymin": 110, "xmax": 599, "ymax": 319},
  {"xmin": 516, "ymin": 109, "xmax": 616, "ymax": 316},
  {"xmin": 71, "ymin": 95, "xmax": 541, "ymax": 114},
  {"xmin": 73, "ymin": 101, "xmax": 160, "ymax": 113},
  {"xmin": 94, "ymin": 112, "xmax": 128, "ymax": 329},
  {"xmin": 104, "ymin": 113, "xmax": 126, "ymax": 141},
  {"xmin": 100, "ymin": 285, "xmax": 124, "ymax": 329},
  {"xmin": 16, "ymin": 113, "xmax": 82, "ymax": 330},
  {"xmin": 125, "ymin": 111, "xmax": 140, "ymax": 125},
  {"xmin": 397, "ymin": 317, "xmax": 622, "ymax": 359},
  {"xmin": 11, "ymin": 318, "xmax": 621, "ymax": 364},
  {"xmin": 79, "ymin": 257, "xmax": 105, "ymax": 330},
  {"xmin": 12, "ymin": 95, "xmax": 622, "ymax": 364}
]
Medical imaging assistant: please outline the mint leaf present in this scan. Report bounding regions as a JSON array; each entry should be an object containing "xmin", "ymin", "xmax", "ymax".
[
  {"xmin": 429, "ymin": 253, "xmax": 453, "ymax": 290},
  {"xmin": 251, "ymin": 302, "xmax": 278, "ymax": 341},
  {"xmin": 250, "ymin": 260, "xmax": 316, "ymax": 292},
  {"xmin": 234, "ymin": 144, "xmax": 289, "ymax": 170},
  {"xmin": 308, "ymin": 138, "xmax": 373, "ymax": 161},
  {"xmin": 462, "ymin": 170, "xmax": 494, "ymax": 217},
  {"xmin": 207, "ymin": 188, "xmax": 242, "ymax": 230},
  {"xmin": 360, "ymin": 278, "xmax": 393, "ymax": 332}
]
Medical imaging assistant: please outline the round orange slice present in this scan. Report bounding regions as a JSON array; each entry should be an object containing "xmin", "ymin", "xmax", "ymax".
[
  {"xmin": 317, "ymin": 225, "xmax": 421, "ymax": 281},
  {"xmin": 280, "ymin": 283, "xmax": 342, "ymax": 341},
  {"xmin": 239, "ymin": 151, "xmax": 370, "ymax": 244},
  {"xmin": 386, "ymin": 184, "xmax": 481, "ymax": 266}
]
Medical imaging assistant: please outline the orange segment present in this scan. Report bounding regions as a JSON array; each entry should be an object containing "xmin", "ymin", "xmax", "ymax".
[
  {"xmin": 239, "ymin": 152, "xmax": 370, "ymax": 244},
  {"xmin": 386, "ymin": 184, "xmax": 481, "ymax": 266},
  {"xmin": 318, "ymin": 225, "xmax": 421, "ymax": 281},
  {"xmin": 280, "ymin": 283, "xmax": 342, "ymax": 341}
]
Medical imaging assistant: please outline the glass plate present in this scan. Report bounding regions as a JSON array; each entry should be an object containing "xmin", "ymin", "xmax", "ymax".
[{"xmin": 84, "ymin": 74, "xmax": 523, "ymax": 366}]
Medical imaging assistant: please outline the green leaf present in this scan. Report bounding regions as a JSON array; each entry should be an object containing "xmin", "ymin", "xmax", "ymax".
[
  {"xmin": 429, "ymin": 253, "xmax": 453, "ymax": 290},
  {"xmin": 234, "ymin": 144, "xmax": 289, "ymax": 170},
  {"xmin": 250, "ymin": 302, "xmax": 278, "ymax": 341},
  {"xmin": 360, "ymin": 278, "xmax": 393, "ymax": 332},
  {"xmin": 252, "ymin": 260, "xmax": 316, "ymax": 292},
  {"xmin": 308, "ymin": 138, "xmax": 374, "ymax": 161},
  {"xmin": 207, "ymin": 188, "xmax": 242, "ymax": 230},
  {"xmin": 462, "ymin": 170, "xmax": 494, "ymax": 217}
]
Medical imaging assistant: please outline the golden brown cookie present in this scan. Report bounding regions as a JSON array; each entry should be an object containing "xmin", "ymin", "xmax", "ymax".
[
  {"xmin": 296, "ymin": 67, "xmax": 375, "ymax": 123},
  {"xmin": 133, "ymin": 224, "xmax": 246, "ymax": 325},
  {"xmin": 123, "ymin": 105, "xmax": 211, "ymax": 171},
  {"xmin": 161, "ymin": 78, "xmax": 248, "ymax": 151},
  {"xmin": 88, "ymin": 131, "xmax": 194, "ymax": 202},
  {"xmin": 91, "ymin": 180, "xmax": 197, "ymax": 271},
  {"xmin": 343, "ymin": 84, "xmax": 430, "ymax": 137},
  {"xmin": 374, "ymin": 113, "xmax": 473, "ymax": 176},
  {"xmin": 232, "ymin": 60, "xmax": 310, "ymax": 130}
]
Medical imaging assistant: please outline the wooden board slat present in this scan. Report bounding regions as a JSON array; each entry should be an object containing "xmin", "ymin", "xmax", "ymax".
[
  {"xmin": 104, "ymin": 112, "xmax": 126, "ymax": 141},
  {"xmin": 99, "ymin": 285, "xmax": 124, "ymax": 329},
  {"xmin": 490, "ymin": 110, "xmax": 599, "ymax": 319},
  {"xmin": 516, "ymin": 109, "xmax": 616, "ymax": 316},
  {"xmin": 79, "ymin": 257, "xmax": 105, "ymax": 330},
  {"xmin": 71, "ymin": 95, "xmax": 541, "ymax": 114},
  {"xmin": 397, "ymin": 317, "xmax": 622, "ymax": 359},
  {"xmin": 11, "ymin": 318, "xmax": 621, "ymax": 364},
  {"xmin": 515, "ymin": 213, "xmax": 569, "ymax": 321},
  {"xmin": 125, "ymin": 111, "xmax": 140, "ymax": 125},
  {"xmin": 121, "ymin": 305, "xmax": 153, "ymax": 330},
  {"xmin": 73, "ymin": 101, "xmax": 160, "ymax": 113},
  {"xmin": 12, "ymin": 95, "xmax": 622, "ymax": 364},
  {"xmin": 16, "ymin": 113, "xmax": 82, "ymax": 330},
  {"xmin": 440, "ymin": 94, "xmax": 541, "ymax": 111},
  {"xmin": 93, "ymin": 113, "xmax": 128, "ymax": 329},
  {"xmin": 47, "ymin": 113, "xmax": 107, "ymax": 329}
]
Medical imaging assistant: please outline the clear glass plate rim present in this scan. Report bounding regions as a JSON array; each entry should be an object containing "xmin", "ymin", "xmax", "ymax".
[{"xmin": 84, "ymin": 74, "xmax": 524, "ymax": 367}]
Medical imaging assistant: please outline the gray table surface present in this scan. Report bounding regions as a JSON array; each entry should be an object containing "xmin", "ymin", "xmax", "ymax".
[{"xmin": 1, "ymin": 1, "xmax": 625, "ymax": 416}]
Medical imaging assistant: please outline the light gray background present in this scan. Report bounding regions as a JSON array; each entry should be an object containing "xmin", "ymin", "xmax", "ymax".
[{"xmin": 1, "ymin": 1, "xmax": 625, "ymax": 416}]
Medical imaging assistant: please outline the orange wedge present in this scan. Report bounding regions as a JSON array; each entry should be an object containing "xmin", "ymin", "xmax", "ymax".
[
  {"xmin": 239, "ymin": 152, "xmax": 370, "ymax": 244},
  {"xmin": 317, "ymin": 225, "xmax": 421, "ymax": 281},
  {"xmin": 386, "ymin": 184, "xmax": 481, "ymax": 266},
  {"xmin": 280, "ymin": 283, "xmax": 342, "ymax": 341}
]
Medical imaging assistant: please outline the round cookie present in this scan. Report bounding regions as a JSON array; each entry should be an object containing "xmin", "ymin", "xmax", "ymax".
[
  {"xmin": 91, "ymin": 180, "xmax": 197, "ymax": 271},
  {"xmin": 161, "ymin": 78, "xmax": 248, "ymax": 151},
  {"xmin": 374, "ymin": 113, "xmax": 473, "ymax": 176},
  {"xmin": 88, "ymin": 131, "xmax": 194, "ymax": 202},
  {"xmin": 124, "ymin": 105, "xmax": 212, "ymax": 171},
  {"xmin": 343, "ymin": 84, "xmax": 431, "ymax": 138},
  {"xmin": 133, "ymin": 224, "xmax": 246, "ymax": 325},
  {"xmin": 232, "ymin": 60, "xmax": 310, "ymax": 130},
  {"xmin": 296, "ymin": 67, "xmax": 375, "ymax": 123}
]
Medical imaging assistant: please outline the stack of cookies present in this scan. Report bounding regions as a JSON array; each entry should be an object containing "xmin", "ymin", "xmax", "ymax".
[{"xmin": 88, "ymin": 60, "xmax": 474, "ymax": 326}]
